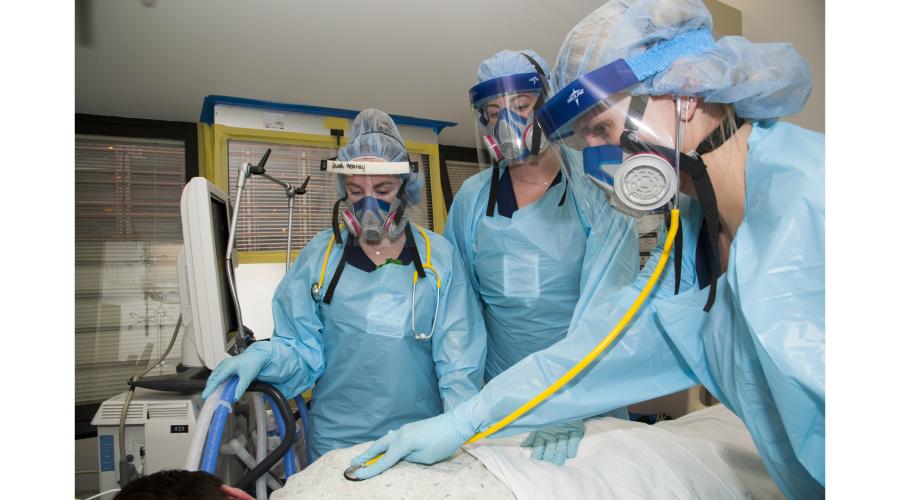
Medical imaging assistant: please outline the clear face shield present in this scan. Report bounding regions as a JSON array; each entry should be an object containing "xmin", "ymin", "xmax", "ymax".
[
  {"xmin": 537, "ymin": 53, "xmax": 729, "ymax": 312},
  {"xmin": 538, "ymin": 87, "xmax": 687, "ymax": 219},
  {"xmin": 320, "ymin": 157, "xmax": 418, "ymax": 242},
  {"xmin": 469, "ymin": 65, "xmax": 559, "ymax": 215}
]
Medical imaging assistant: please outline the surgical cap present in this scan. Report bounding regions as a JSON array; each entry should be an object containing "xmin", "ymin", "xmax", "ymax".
[
  {"xmin": 336, "ymin": 109, "xmax": 423, "ymax": 205},
  {"xmin": 551, "ymin": 0, "xmax": 812, "ymax": 119},
  {"xmin": 476, "ymin": 49, "xmax": 551, "ymax": 84}
]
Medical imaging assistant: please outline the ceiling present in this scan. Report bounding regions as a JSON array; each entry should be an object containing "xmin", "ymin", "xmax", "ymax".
[{"xmin": 75, "ymin": 0, "xmax": 614, "ymax": 147}]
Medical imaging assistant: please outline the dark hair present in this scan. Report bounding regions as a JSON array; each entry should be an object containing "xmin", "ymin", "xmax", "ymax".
[{"xmin": 114, "ymin": 470, "xmax": 227, "ymax": 500}]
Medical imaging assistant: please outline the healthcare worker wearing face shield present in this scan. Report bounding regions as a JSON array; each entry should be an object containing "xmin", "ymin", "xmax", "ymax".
[
  {"xmin": 202, "ymin": 109, "xmax": 487, "ymax": 461},
  {"xmin": 352, "ymin": 2, "xmax": 824, "ymax": 498},
  {"xmin": 446, "ymin": 50, "xmax": 632, "ymax": 465}
]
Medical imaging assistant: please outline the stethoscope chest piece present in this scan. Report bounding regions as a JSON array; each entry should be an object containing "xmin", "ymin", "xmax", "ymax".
[
  {"xmin": 343, "ymin": 464, "xmax": 364, "ymax": 481},
  {"xmin": 310, "ymin": 282, "xmax": 322, "ymax": 301},
  {"xmin": 411, "ymin": 276, "xmax": 440, "ymax": 341}
]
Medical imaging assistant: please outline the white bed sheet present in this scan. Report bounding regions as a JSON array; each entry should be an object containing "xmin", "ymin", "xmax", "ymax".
[
  {"xmin": 467, "ymin": 404, "xmax": 783, "ymax": 500},
  {"xmin": 274, "ymin": 404, "xmax": 781, "ymax": 500}
]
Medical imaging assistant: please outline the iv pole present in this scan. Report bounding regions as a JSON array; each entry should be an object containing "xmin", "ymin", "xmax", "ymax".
[{"xmin": 224, "ymin": 148, "xmax": 311, "ymax": 353}]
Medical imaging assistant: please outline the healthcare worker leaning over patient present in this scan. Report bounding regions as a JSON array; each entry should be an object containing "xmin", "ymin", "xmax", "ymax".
[
  {"xmin": 446, "ymin": 49, "xmax": 630, "ymax": 464},
  {"xmin": 202, "ymin": 109, "xmax": 487, "ymax": 461},
  {"xmin": 352, "ymin": 1, "xmax": 824, "ymax": 498}
]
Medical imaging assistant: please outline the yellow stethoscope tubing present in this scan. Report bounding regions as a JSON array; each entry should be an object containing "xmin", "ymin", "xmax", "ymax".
[
  {"xmin": 315, "ymin": 224, "xmax": 441, "ymax": 291},
  {"xmin": 363, "ymin": 208, "xmax": 680, "ymax": 468}
]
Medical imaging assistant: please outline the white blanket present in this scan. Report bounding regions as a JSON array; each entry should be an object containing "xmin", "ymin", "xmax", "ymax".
[
  {"xmin": 467, "ymin": 405, "xmax": 783, "ymax": 500},
  {"xmin": 274, "ymin": 405, "xmax": 781, "ymax": 500},
  {"xmin": 271, "ymin": 443, "xmax": 513, "ymax": 500}
]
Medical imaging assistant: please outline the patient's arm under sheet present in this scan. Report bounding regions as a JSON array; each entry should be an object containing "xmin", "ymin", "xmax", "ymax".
[
  {"xmin": 271, "ymin": 443, "xmax": 513, "ymax": 500},
  {"xmin": 467, "ymin": 404, "xmax": 784, "ymax": 500}
]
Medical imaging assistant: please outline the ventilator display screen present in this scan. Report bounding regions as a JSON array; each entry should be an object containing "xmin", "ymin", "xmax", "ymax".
[{"xmin": 210, "ymin": 196, "xmax": 239, "ymax": 346}]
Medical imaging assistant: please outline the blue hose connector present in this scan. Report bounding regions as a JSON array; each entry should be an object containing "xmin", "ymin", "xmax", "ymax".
[{"xmin": 200, "ymin": 376, "xmax": 239, "ymax": 473}]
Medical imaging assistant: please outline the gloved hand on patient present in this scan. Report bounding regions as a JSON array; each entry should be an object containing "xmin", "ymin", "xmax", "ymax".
[
  {"xmin": 520, "ymin": 420, "xmax": 584, "ymax": 465},
  {"xmin": 201, "ymin": 349, "xmax": 268, "ymax": 402},
  {"xmin": 349, "ymin": 411, "xmax": 475, "ymax": 480}
]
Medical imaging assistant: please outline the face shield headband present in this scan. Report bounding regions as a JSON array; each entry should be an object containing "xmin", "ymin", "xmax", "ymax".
[{"xmin": 535, "ymin": 29, "xmax": 716, "ymax": 141}]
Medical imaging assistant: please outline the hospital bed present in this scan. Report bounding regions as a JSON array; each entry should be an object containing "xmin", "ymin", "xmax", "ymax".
[{"xmin": 272, "ymin": 404, "xmax": 783, "ymax": 500}]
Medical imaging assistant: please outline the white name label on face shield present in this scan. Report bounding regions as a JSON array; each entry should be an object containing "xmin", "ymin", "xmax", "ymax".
[{"xmin": 325, "ymin": 161, "xmax": 412, "ymax": 176}]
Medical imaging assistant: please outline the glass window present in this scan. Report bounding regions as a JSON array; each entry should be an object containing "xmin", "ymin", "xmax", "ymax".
[{"xmin": 75, "ymin": 135, "xmax": 186, "ymax": 405}]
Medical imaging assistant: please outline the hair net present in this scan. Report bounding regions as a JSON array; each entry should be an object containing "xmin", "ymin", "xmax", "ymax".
[
  {"xmin": 476, "ymin": 49, "xmax": 551, "ymax": 84},
  {"xmin": 551, "ymin": 0, "xmax": 812, "ymax": 119},
  {"xmin": 336, "ymin": 108, "xmax": 423, "ymax": 205}
]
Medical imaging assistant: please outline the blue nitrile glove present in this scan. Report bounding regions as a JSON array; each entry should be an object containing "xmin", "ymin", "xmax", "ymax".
[
  {"xmin": 520, "ymin": 420, "xmax": 585, "ymax": 465},
  {"xmin": 201, "ymin": 349, "xmax": 268, "ymax": 402},
  {"xmin": 349, "ymin": 410, "xmax": 475, "ymax": 480}
]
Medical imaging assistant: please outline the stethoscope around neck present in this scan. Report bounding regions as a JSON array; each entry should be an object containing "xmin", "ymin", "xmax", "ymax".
[{"xmin": 309, "ymin": 222, "xmax": 442, "ymax": 341}]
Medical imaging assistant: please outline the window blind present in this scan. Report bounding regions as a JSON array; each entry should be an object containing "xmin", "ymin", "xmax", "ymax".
[
  {"xmin": 75, "ymin": 135, "xmax": 186, "ymax": 404},
  {"xmin": 444, "ymin": 159, "xmax": 481, "ymax": 198}
]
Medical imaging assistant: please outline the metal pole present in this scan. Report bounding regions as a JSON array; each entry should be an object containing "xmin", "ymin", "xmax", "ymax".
[
  {"xmin": 286, "ymin": 190, "xmax": 295, "ymax": 272},
  {"xmin": 260, "ymin": 172, "xmax": 291, "ymax": 189},
  {"xmin": 673, "ymin": 96, "xmax": 684, "ymax": 211},
  {"xmin": 224, "ymin": 163, "xmax": 250, "ymax": 352}
]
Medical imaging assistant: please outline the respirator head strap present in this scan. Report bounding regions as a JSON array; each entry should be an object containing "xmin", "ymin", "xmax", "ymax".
[
  {"xmin": 323, "ymin": 235, "xmax": 353, "ymax": 305},
  {"xmin": 518, "ymin": 52, "xmax": 549, "ymax": 156},
  {"xmin": 679, "ymin": 155, "xmax": 720, "ymax": 312},
  {"xmin": 679, "ymin": 114, "xmax": 746, "ymax": 311},
  {"xmin": 332, "ymin": 195, "xmax": 348, "ymax": 244},
  {"xmin": 404, "ymin": 223, "xmax": 426, "ymax": 279},
  {"xmin": 384, "ymin": 177, "xmax": 411, "ymax": 240},
  {"xmin": 557, "ymin": 176, "xmax": 567, "ymax": 207},
  {"xmin": 666, "ymin": 208, "xmax": 685, "ymax": 295},
  {"xmin": 694, "ymin": 117, "xmax": 746, "ymax": 156},
  {"xmin": 393, "ymin": 177, "xmax": 409, "ymax": 221},
  {"xmin": 486, "ymin": 161, "xmax": 501, "ymax": 217}
]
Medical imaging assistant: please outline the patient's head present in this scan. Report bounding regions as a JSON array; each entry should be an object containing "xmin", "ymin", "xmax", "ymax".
[{"xmin": 114, "ymin": 469, "xmax": 254, "ymax": 500}]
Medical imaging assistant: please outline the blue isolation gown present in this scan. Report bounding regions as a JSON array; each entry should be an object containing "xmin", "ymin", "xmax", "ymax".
[
  {"xmin": 244, "ymin": 225, "xmax": 487, "ymax": 460},
  {"xmin": 453, "ymin": 120, "xmax": 825, "ymax": 499}
]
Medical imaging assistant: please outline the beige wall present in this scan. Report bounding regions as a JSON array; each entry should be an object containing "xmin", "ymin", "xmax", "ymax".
[{"xmin": 722, "ymin": 0, "xmax": 825, "ymax": 132}]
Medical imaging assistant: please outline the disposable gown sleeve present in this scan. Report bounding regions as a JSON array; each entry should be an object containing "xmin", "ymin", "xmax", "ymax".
[
  {"xmin": 242, "ymin": 233, "xmax": 329, "ymax": 399},
  {"xmin": 452, "ymin": 197, "xmax": 704, "ymax": 436},
  {"xmin": 442, "ymin": 175, "xmax": 483, "ymax": 297},
  {"xmin": 431, "ymin": 243, "xmax": 488, "ymax": 411}
]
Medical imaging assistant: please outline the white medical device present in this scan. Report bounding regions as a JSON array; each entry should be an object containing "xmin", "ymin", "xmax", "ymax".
[
  {"xmin": 92, "ymin": 153, "xmax": 310, "ymax": 497},
  {"xmin": 92, "ymin": 178, "xmax": 243, "ymax": 492},
  {"xmin": 180, "ymin": 177, "xmax": 242, "ymax": 369},
  {"xmin": 91, "ymin": 389, "xmax": 243, "ymax": 493}
]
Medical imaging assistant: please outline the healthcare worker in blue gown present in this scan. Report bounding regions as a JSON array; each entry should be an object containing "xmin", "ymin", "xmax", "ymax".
[
  {"xmin": 446, "ymin": 49, "xmax": 633, "ymax": 465},
  {"xmin": 352, "ymin": 1, "xmax": 824, "ymax": 498},
  {"xmin": 202, "ymin": 109, "xmax": 487, "ymax": 461}
]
